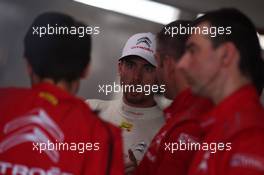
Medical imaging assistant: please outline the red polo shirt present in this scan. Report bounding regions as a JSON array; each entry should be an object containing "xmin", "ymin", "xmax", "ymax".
[
  {"xmin": 0, "ymin": 83, "xmax": 124, "ymax": 175},
  {"xmin": 134, "ymin": 89, "xmax": 213, "ymax": 175},
  {"xmin": 188, "ymin": 84, "xmax": 264, "ymax": 175}
]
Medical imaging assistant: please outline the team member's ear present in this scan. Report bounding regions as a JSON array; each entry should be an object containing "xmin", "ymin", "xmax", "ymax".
[
  {"xmin": 24, "ymin": 58, "xmax": 33, "ymax": 76},
  {"xmin": 217, "ymin": 42, "xmax": 239, "ymax": 66},
  {"xmin": 81, "ymin": 64, "xmax": 90, "ymax": 78},
  {"xmin": 24, "ymin": 58, "xmax": 40, "ymax": 84}
]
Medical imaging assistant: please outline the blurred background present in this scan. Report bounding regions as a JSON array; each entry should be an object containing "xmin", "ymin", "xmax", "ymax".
[{"xmin": 0, "ymin": 0, "xmax": 263, "ymax": 103}]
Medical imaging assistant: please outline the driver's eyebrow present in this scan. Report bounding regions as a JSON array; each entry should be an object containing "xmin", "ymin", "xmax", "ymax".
[
  {"xmin": 124, "ymin": 59, "xmax": 135, "ymax": 64},
  {"xmin": 144, "ymin": 63, "xmax": 155, "ymax": 68}
]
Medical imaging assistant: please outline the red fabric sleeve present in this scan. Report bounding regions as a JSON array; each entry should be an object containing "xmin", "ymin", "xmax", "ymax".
[{"xmin": 218, "ymin": 129, "xmax": 264, "ymax": 175}]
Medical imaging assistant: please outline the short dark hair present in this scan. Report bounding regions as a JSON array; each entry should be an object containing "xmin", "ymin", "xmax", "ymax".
[
  {"xmin": 156, "ymin": 20, "xmax": 191, "ymax": 61},
  {"xmin": 193, "ymin": 8, "xmax": 264, "ymax": 94},
  {"xmin": 24, "ymin": 12, "xmax": 91, "ymax": 82}
]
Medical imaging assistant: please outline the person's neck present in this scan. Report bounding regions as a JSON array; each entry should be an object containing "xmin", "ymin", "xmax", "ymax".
[
  {"xmin": 171, "ymin": 84, "xmax": 189, "ymax": 100},
  {"xmin": 32, "ymin": 77, "xmax": 80, "ymax": 95},
  {"xmin": 211, "ymin": 76, "xmax": 250, "ymax": 104},
  {"xmin": 169, "ymin": 76, "xmax": 189, "ymax": 99}
]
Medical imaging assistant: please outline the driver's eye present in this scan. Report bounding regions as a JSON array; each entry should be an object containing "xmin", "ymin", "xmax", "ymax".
[{"xmin": 144, "ymin": 65, "xmax": 155, "ymax": 73}]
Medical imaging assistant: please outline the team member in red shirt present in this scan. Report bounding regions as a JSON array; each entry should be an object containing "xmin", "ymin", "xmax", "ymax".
[
  {"xmin": 0, "ymin": 12, "xmax": 123, "ymax": 175},
  {"xmin": 177, "ymin": 8, "xmax": 264, "ymax": 175},
  {"xmin": 134, "ymin": 20, "xmax": 213, "ymax": 175}
]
